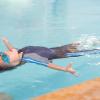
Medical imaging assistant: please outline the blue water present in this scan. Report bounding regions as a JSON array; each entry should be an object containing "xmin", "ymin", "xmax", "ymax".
[{"xmin": 0, "ymin": 0, "xmax": 100, "ymax": 100}]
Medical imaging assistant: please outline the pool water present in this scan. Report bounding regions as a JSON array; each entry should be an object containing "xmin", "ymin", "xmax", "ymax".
[{"xmin": 0, "ymin": 0, "xmax": 100, "ymax": 100}]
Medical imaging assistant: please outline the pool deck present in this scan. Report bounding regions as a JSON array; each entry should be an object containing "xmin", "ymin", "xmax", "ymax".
[
  {"xmin": 32, "ymin": 77, "xmax": 100, "ymax": 100},
  {"xmin": 0, "ymin": 93, "xmax": 12, "ymax": 100}
]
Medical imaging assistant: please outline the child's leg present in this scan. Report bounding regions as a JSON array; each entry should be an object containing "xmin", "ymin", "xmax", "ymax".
[{"xmin": 50, "ymin": 43, "xmax": 80, "ymax": 59}]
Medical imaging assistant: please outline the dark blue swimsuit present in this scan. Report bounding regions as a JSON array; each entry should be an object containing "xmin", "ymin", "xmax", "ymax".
[
  {"xmin": 18, "ymin": 46, "xmax": 57, "ymax": 64},
  {"xmin": 18, "ymin": 45, "xmax": 72, "ymax": 64}
]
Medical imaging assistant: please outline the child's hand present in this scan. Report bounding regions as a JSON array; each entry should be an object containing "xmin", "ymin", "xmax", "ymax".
[
  {"xmin": 2, "ymin": 37, "xmax": 8, "ymax": 42},
  {"xmin": 65, "ymin": 63, "xmax": 79, "ymax": 77}
]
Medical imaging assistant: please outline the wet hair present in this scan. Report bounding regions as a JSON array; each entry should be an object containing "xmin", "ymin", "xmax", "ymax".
[
  {"xmin": 0, "ymin": 62, "xmax": 25, "ymax": 72},
  {"xmin": 0, "ymin": 66, "xmax": 16, "ymax": 72}
]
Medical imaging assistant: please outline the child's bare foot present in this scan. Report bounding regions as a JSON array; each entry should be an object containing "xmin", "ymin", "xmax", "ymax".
[{"xmin": 64, "ymin": 63, "xmax": 79, "ymax": 77}]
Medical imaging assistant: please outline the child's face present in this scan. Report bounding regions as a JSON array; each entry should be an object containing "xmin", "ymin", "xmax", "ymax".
[{"xmin": 5, "ymin": 49, "xmax": 19, "ymax": 64}]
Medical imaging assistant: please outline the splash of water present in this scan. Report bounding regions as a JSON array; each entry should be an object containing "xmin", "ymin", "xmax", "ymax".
[{"xmin": 76, "ymin": 36, "xmax": 100, "ymax": 50}]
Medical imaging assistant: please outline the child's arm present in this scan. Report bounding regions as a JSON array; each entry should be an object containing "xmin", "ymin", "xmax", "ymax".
[
  {"xmin": 2, "ymin": 37, "xmax": 15, "ymax": 50},
  {"xmin": 2, "ymin": 37, "xmax": 23, "ymax": 64},
  {"xmin": 48, "ymin": 63, "xmax": 78, "ymax": 76}
]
